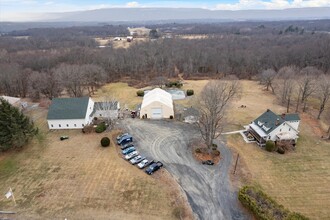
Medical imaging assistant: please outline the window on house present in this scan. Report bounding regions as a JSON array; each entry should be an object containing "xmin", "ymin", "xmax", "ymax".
[
  {"xmin": 99, "ymin": 114, "xmax": 102, "ymax": 116},
  {"xmin": 280, "ymin": 129, "xmax": 282, "ymax": 132},
  {"xmin": 59, "ymin": 124, "xmax": 61, "ymax": 127},
  {"xmin": 66, "ymin": 124, "xmax": 69, "ymax": 127},
  {"xmin": 74, "ymin": 124, "xmax": 76, "ymax": 127},
  {"xmin": 82, "ymin": 124, "xmax": 84, "ymax": 127},
  {"xmin": 289, "ymin": 128, "xmax": 291, "ymax": 131},
  {"xmin": 51, "ymin": 124, "xmax": 53, "ymax": 127}
]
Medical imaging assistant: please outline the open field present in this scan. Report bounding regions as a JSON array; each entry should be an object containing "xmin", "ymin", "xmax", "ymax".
[
  {"xmin": 93, "ymin": 80, "xmax": 210, "ymax": 110},
  {"xmin": 225, "ymin": 80, "xmax": 330, "ymax": 219},
  {"xmin": 0, "ymin": 108, "xmax": 191, "ymax": 219},
  {"xmin": 94, "ymin": 37, "xmax": 148, "ymax": 49}
]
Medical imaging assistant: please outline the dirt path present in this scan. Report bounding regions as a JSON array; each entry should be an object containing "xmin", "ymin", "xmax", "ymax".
[{"xmin": 121, "ymin": 119, "xmax": 250, "ymax": 220}]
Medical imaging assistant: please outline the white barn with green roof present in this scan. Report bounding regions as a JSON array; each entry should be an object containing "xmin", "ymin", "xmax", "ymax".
[
  {"xmin": 47, "ymin": 97, "xmax": 94, "ymax": 129},
  {"xmin": 248, "ymin": 109, "xmax": 300, "ymax": 146}
]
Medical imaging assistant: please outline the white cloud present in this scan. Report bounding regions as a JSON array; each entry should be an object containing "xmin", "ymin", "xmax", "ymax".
[
  {"xmin": 215, "ymin": 0, "xmax": 330, "ymax": 10},
  {"xmin": 126, "ymin": 1, "xmax": 139, "ymax": 7}
]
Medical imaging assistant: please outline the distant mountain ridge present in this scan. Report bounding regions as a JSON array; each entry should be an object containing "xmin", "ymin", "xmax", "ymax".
[{"xmin": 45, "ymin": 7, "xmax": 330, "ymax": 22}]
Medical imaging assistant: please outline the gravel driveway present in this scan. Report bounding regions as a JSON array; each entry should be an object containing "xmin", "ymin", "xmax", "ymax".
[{"xmin": 120, "ymin": 119, "xmax": 249, "ymax": 220}]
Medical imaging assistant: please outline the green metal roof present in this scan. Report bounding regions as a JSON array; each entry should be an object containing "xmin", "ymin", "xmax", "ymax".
[
  {"xmin": 47, "ymin": 97, "xmax": 90, "ymax": 120},
  {"xmin": 253, "ymin": 109, "xmax": 300, "ymax": 135}
]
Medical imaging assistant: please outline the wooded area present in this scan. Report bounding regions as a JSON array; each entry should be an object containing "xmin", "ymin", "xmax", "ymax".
[{"xmin": 0, "ymin": 21, "xmax": 329, "ymax": 122}]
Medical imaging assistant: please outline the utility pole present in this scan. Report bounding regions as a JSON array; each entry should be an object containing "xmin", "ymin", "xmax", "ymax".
[{"xmin": 233, "ymin": 153, "xmax": 239, "ymax": 175}]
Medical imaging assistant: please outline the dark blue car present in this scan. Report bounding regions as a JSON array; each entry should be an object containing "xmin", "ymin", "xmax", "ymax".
[
  {"xmin": 117, "ymin": 135, "xmax": 133, "ymax": 145},
  {"xmin": 122, "ymin": 146, "xmax": 135, "ymax": 155}
]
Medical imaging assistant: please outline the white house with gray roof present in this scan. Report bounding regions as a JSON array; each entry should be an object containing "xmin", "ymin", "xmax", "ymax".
[
  {"xmin": 248, "ymin": 109, "xmax": 300, "ymax": 146},
  {"xmin": 47, "ymin": 97, "xmax": 94, "ymax": 129}
]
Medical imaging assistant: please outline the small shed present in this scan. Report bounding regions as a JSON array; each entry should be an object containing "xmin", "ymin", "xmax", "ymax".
[
  {"xmin": 140, "ymin": 88, "xmax": 174, "ymax": 119},
  {"xmin": 93, "ymin": 101, "xmax": 120, "ymax": 119}
]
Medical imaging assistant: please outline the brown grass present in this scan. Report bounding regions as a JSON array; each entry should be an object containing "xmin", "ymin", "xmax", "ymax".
[
  {"xmin": 226, "ymin": 80, "xmax": 330, "ymax": 219},
  {"xmin": 0, "ymin": 108, "xmax": 191, "ymax": 219}
]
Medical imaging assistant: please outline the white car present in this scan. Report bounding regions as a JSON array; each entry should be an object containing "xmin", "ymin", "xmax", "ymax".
[
  {"xmin": 137, "ymin": 159, "xmax": 152, "ymax": 169},
  {"xmin": 130, "ymin": 155, "xmax": 145, "ymax": 165},
  {"xmin": 125, "ymin": 151, "xmax": 139, "ymax": 160}
]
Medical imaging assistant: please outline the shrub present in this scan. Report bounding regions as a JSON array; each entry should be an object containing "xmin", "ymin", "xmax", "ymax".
[
  {"xmin": 213, "ymin": 150, "xmax": 220, "ymax": 156},
  {"xmin": 165, "ymin": 81, "xmax": 183, "ymax": 88},
  {"xmin": 238, "ymin": 186, "xmax": 309, "ymax": 220},
  {"xmin": 186, "ymin": 89, "xmax": 194, "ymax": 96},
  {"xmin": 95, "ymin": 122, "xmax": 106, "ymax": 133},
  {"xmin": 195, "ymin": 148, "xmax": 201, "ymax": 153},
  {"xmin": 100, "ymin": 137, "xmax": 110, "ymax": 147},
  {"xmin": 265, "ymin": 140, "xmax": 276, "ymax": 152},
  {"xmin": 136, "ymin": 90, "xmax": 144, "ymax": 97},
  {"xmin": 277, "ymin": 147, "xmax": 285, "ymax": 154}
]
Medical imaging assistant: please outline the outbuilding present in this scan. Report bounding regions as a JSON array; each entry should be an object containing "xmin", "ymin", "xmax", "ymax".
[
  {"xmin": 47, "ymin": 97, "xmax": 94, "ymax": 129},
  {"xmin": 140, "ymin": 88, "xmax": 174, "ymax": 119}
]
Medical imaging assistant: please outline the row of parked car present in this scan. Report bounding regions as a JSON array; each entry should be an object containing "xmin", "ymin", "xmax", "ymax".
[{"xmin": 116, "ymin": 133, "xmax": 163, "ymax": 175}]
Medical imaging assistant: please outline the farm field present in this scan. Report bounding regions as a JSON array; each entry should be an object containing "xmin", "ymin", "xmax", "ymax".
[
  {"xmin": 226, "ymin": 81, "xmax": 330, "ymax": 219},
  {"xmin": 0, "ymin": 108, "xmax": 191, "ymax": 219}
]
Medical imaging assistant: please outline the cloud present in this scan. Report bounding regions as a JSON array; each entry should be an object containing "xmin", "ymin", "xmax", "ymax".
[
  {"xmin": 126, "ymin": 1, "xmax": 139, "ymax": 7},
  {"xmin": 215, "ymin": 0, "xmax": 330, "ymax": 10}
]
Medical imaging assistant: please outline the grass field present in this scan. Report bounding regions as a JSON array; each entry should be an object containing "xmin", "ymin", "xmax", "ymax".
[
  {"xmin": 225, "ymin": 81, "xmax": 330, "ymax": 219},
  {"xmin": 0, "ymin": 108, "xmax": 191, "ymax": 219}
]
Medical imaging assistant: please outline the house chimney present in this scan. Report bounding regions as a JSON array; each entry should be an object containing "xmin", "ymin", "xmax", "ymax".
[
  {"xmin": 275, "ymin": 118, "xmax": 280, "ymax": 126},
  {"xmin": 281, "ymin": 113, "xmax": 286, "ymax": 119},
  {"xmin": 267, "ymin": 109, "xmax": 270, "ymax": 112}
]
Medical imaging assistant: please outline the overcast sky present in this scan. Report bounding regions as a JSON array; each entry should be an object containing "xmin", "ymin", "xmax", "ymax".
[{"xmin": 1, "ymin": 0, "xmax": 330, "ymax": 21}]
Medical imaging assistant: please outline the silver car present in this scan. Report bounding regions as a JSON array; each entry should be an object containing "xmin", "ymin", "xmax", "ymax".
[
  {"xmin": 130, "ymin": 155, "xmax": 145, "ymax": 165},
  {"xmin": 137, "ymin": 159, "xmax": 153, "ymax": 169},
  {"xmin": 125, "ymin": 151, "xmax": 139, "ymax": 160}
]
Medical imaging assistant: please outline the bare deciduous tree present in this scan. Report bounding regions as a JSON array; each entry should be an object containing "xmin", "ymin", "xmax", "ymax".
[
  {"xmin": 276, "ymin": 66, "xmax": 297, "ymax": 113},
  {"xmin": 259, "ymin": 69, "xmax": 277, "ymax": 94},
  {"xmin": 55, "ymin": 64, "xmax": 85, "ymax": 97},
  {"xmin": 297, "ymin": 67, "xmax": 321, "ymax": 112},
  {"xmin": 316, "ymin": 74, "xmax": 330, "ymax": 119},
  {"xmin": 197, "ymin": 80, "xmax": 240, "ymax": 148}
]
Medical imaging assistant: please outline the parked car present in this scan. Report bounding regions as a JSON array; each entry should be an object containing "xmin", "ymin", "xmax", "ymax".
[
  {"xmin": 130, "ymin": 155, "xmax": 145, "ymax": 164},
  {"xmin": 145, "ymin": 161, "xmax": 163, "ymax": 175},
  {"xmin": 120, "ymin": 143, "xmax": 134, "ymax": 150},
  {"xmin": 116, "ymin": 132, "xmax": 129, "ymax": 141},
  {"xmin": 117, "ymin": 135, "xmax": 133, "ymax": 145},
  {"xmin": 137, "ymin": 159, "xmax": 153, "ymax": 169},
  {"xmin": 122, "ymin": 147, "xmax": 136, "ymax": 155},
  {"xmin": 125, "ymin": 151, "xmax": 139, "ymax": 160},
  {"xmin": 60, "ymin": 136, "xmax": 69, "ymax": 141},
  {"xmin": 202, "ymin": 160, "xmax": 214, "ymax": 165}
]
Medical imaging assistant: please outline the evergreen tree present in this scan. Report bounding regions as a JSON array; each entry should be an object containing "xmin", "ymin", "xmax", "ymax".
[{"xmin": 0, "ymin": 98, "xmax": 38, "ymax": 151}]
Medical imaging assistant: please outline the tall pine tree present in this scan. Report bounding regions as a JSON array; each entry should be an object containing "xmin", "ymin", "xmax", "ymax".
[{"xmin": 0, "ymin": 98, "xmax": 38, "ymax": 151}]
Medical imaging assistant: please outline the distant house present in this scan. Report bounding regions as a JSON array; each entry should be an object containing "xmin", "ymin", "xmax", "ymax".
[
  {"xmin": 0, "ymin": 95, "xmax": 21, "ymax": 107},
  {"xmin": 47, "ymin": 97, "xmax": 94, "ymax": 129},
  {"xmin": 248, "ymin": 109, "xmax": 300, "ymax": 146},
  {"xmin": 140, "ymin": 88, "xmax": 174, "ymax": 119},
  {"xmin": 127, "ymin": 36, "xmax": 133, "ymax": 42},
  {"xmin": 93, "ymin": 101, "xmax": 120, "ymax": 119}
]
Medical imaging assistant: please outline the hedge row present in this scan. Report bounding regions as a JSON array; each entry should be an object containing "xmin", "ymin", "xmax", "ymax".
[{"xmin": 238, "ymin": 186, "xmax": 309, "ymax": 220}]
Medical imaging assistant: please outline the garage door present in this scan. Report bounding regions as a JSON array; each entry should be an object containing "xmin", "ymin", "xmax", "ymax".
[{"xmin": 151, "ymin": 108, "xmax": 162, "ymax": 119}]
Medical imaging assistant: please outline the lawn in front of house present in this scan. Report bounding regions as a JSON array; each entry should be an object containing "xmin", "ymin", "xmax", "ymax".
[{"xmin": 226, "ymin": 80, "xmax": 330, "ymax": 219}]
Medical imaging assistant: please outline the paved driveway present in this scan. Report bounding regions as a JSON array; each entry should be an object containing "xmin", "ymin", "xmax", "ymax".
[{"xmin": 120, "ymin": 119, "xmax": 250, "ymax": 220}]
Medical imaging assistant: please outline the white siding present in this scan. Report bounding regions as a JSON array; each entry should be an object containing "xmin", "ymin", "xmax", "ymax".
[
  {"xmin": 269, "ymin": 123, "xmax": 298, "ymax": 141},
  {"xmin": 47, "ymin": 119, "xmax": 86, "ymax": 129},
  {"xmin": 94, "ymin": 110, "xmax": 119, "ymax": 119},
  {"xmin": 286, "ymin": 121, "xmax": 300, "ymax": 131}
]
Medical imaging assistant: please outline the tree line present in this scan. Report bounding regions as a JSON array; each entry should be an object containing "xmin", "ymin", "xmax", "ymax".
[{"xmin": 0, "ymin": 23, "xmax": 330, "ymax": 101}]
